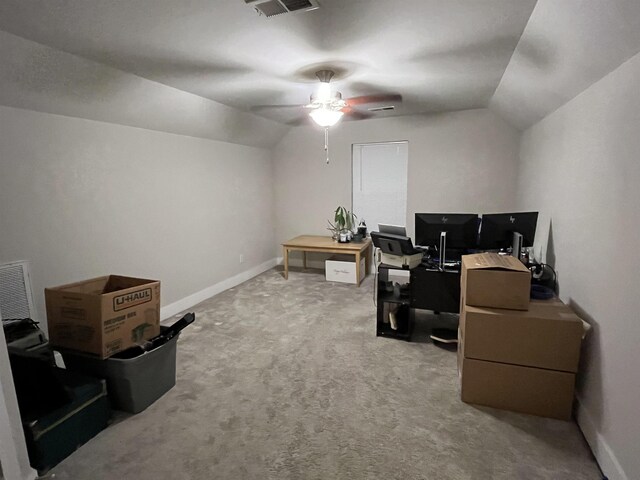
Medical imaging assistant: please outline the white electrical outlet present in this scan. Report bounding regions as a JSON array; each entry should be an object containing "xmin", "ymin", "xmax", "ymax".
[{"xmin": 239, "ymin": 254, "xmax": 244, "ymax": 264}]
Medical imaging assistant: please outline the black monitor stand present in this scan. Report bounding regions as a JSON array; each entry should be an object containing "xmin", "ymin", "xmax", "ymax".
[
  {"xmin": 511, "ymin": 231, "xmax": 524, "ymax": 262},
  {"xmin": 438, "ymin": 231, "xmax": 447, "ymax": 272},
  {"xmin": 437, "ymin": 231, "xmax": 462, "ymax": 271}
]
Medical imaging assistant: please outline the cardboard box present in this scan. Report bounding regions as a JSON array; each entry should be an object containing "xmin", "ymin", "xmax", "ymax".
[
  {"xmin": 459, "ymin": 356, "xmax": 575, "ymax": 420},
  {"xmin": 461, "ymin": 252, "xmax": 531, "ymax": 310},
  {"xmin": 45, "ymin": 275, "xmax": 160, "ymax": 358},
  {"xmin": 325, "ymin": 255, "xmax": 365, "ymax": 284},
  {"xmin": 460, "ymin": 299, "xmax": 584, "ymax": 372}
]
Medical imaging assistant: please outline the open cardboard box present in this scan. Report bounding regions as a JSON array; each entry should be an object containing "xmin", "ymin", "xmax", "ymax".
[{"xmin": 45, "ymin": 275, "xmax": 160, "ymax": 358}]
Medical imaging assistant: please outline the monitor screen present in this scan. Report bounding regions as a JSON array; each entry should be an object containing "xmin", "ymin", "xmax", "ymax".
[
  {"xmin": 414, "ymin": 213, "xmax": 479, "ymax": 249},
  {"xmin": 478, "ymin": 212, "xmax": 538, "ymax": 249}
]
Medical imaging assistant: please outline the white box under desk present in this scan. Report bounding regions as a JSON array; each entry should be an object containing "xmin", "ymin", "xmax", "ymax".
[{"xmin": 325, "ymin": 255, "xmax": 366, "ymax": 284}]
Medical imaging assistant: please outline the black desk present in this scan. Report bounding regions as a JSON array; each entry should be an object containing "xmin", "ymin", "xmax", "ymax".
[
  {"xmin": 376, "ymin": 263, "xmax": 460, "ymax": 340},
  {"xmin": 410, "ymin": 267, "xmax": 460, "ymax": 313}
]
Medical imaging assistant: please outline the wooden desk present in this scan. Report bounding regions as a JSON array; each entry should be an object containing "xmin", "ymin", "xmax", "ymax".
[{"xmin": 282, "ymin": 235, "xmax": 373, "ymax": 286}]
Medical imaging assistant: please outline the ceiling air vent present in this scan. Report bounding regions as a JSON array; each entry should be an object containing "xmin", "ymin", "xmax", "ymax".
[
  {"xmin": 281, "ymin": 0, "xmax": 318, "ymax": 11},
  {"xmin": 245, "ymin": 0, "xmax": 320, "ymax": 17}
]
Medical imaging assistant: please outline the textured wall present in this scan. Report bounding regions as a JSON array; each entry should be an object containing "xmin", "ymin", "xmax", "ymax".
[
  {"xmin": 0, "ymin": 105, "xmax": 276, "ymax": 331},
  {"xmin": 0, "ymin": 30, "xmax": 288, "ymax": 149},
  {"xmin": 272, "ymin": 109, "xmax": 521, "ymax": 252},
  {"xmin": 490, "ymin": 0, "xmax": 640, "ymax": 130},
  {"xmin": 518, "ymin": 52, "xmax": 640, "ymax": 480}
]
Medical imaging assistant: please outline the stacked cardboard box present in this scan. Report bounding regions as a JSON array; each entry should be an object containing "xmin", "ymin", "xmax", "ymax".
[
  {"xmin": 45, "ymin": 275, "xmax": 161, "ymax": 359},
  {"xmin": 458, "ymin": 253, "xmax": 584, "ymax": 420}
]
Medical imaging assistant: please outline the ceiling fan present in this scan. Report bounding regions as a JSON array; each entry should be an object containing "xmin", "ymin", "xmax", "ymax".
[
  {"xmin": 253, "ymin": 69, "xmax": 401, "ymax": 163},
  {"xmin": 252, "ymin": 69, "xmax": 402, "ymax": 127},
  {"xmin": 304, "ymin": 69, "xmax": 402, "ymax": 127}
]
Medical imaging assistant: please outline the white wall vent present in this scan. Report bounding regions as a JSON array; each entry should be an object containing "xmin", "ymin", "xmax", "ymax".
[
  {"xmin": 245, "ymin": 0, "xmax": 320, "ymax": 17},
  {"xmin": 0, "ymin": 261, "xmax": 37, "ymax": 321}
]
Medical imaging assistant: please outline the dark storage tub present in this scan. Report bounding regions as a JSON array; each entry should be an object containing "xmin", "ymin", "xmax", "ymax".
[
  {"xmin": 60, "ymin": 330, "xmax": 179, "ymax": 413},
  {"xmin": 21, "ymin": 369, "xmax": 111, "ymax": 474}
]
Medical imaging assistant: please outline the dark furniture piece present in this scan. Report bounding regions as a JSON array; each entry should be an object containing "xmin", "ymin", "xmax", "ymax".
[
  {"xmin": 22, "ymin": 369, "xmax": 111, "ymax": 474},
  {"xmin": 410, "ymin": 267, "xmax": 461, "ymax": 313},
  {"xmin": 376, "ymin": 265, "xmax": 413, "ymax": 340},
  {"xmin": 9, "ymin": 352, "xmax": 111, "ymax": 474},
  {"xmin": 376, "ymin": 262, "xmax": 461, "ymax": 340}
]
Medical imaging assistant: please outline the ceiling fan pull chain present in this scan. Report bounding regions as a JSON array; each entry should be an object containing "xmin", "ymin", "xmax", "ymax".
[{"xmin": 324, "ymin": 127, "xmax": 330, "ymax": 164}]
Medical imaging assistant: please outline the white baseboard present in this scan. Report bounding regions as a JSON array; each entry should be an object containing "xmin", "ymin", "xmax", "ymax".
[
  {"xmin": 160, "ymin": 258, "xmax": 278, "ymax": 322},
  {"xmin": 576, "ymin": 398, "xmax": 628, "ymax": 480}
]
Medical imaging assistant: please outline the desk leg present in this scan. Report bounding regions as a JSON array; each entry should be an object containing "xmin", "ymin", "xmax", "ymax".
[
  {"xmin": 355, "ymin": 251, "xmax": 362, "ymax": 287},
  {"xmin": 303, "ymin": 251, "xmax": 307, "ymax": 270},
  {"xmin": 408, "ymin": 307, "xmax": 415, "ymax": 342},
  {"xmin": 283, "ymin": 246, "xmax": 289, "ymax": 280},
  {"xmin": 365, "ymin": 244, "xmax": 371, "ymax": 276}
]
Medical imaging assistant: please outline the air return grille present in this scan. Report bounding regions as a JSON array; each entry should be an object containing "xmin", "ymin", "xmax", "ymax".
[
  {"xmin": 0, "ymin": 261, "xmax": 36, "ymax": 320},
  {"xmin": 245, "ymin": 0, "xmax": 320, "ymax": 17}
]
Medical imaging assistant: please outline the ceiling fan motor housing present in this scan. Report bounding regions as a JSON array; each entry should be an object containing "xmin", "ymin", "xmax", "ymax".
[
  {"xmin": 308, "ymin": 70, "xmax": 346, "ymax": 110},
  {"xmin": 315, "ymin": 69, "xmax": 335, "ymax": 83}
]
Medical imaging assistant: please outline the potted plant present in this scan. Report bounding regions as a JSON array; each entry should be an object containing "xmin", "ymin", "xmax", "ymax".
[{"xmin": 327, "ymin": 206, "xmax": 357, "ymax": 242}]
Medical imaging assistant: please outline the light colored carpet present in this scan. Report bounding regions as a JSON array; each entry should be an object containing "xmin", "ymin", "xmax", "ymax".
[{"xmin": 49, "ymin": 268, "xmax": 601, "ymax": 479}]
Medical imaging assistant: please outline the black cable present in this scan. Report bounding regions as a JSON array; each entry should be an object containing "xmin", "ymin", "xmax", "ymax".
[{"xmin": 540, "ymin": 263, "xmax": 558, "ymax": 291}]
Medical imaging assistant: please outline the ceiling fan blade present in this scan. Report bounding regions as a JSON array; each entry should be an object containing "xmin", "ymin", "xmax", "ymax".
[
  {"xmin": 342, "ymin": 108, "xmax": 374, "ymax": 121},
  {"xmin": 345, "ymin": 94, "xmax": 403, "ymax": 106},
  {"xmin": 286, "ymin": 114, "xmax": 313, "ymax": 126},
  {"xmin": 250, "ymin": 104, "xmax": 305, "ymax": 112}
]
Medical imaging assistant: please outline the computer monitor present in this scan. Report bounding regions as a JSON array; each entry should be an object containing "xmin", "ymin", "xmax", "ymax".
[
  {"xmin": 414, "ymin": 213, "xmax": 479, "ymax": 249},
  {"xmin": 478, "ymin": 212, "xmax": 538, "ymax": 250},
  {"xmin": 378, "ymin": 224, "xmax": 407, "ymax": 237}
]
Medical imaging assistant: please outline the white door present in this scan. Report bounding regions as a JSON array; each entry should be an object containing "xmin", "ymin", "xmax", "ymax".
[{"xmin": 352, "ymin": 141, "xmax": 408, "ymax": 234}]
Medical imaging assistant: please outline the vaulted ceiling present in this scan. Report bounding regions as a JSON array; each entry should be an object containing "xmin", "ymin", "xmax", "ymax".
[{"xmin": 0, "ymin": 0, "xmax": 639, "ymax": 136}]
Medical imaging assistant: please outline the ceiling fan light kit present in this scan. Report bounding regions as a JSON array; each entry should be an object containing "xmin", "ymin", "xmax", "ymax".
[
  {"xmin": 309, "ymin": 87, "xmax": 344, "ymax": 107},
  {"xmin": 308, "ymin": 70, "xmax": 347, "ymax": 128},
  {"xmin": 309, "ymin": 108, "xmax": 344, "ymax": 127},
  {"xmin": 314, "ymin": 82, "xmax": 333, "ymax": 103}
]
